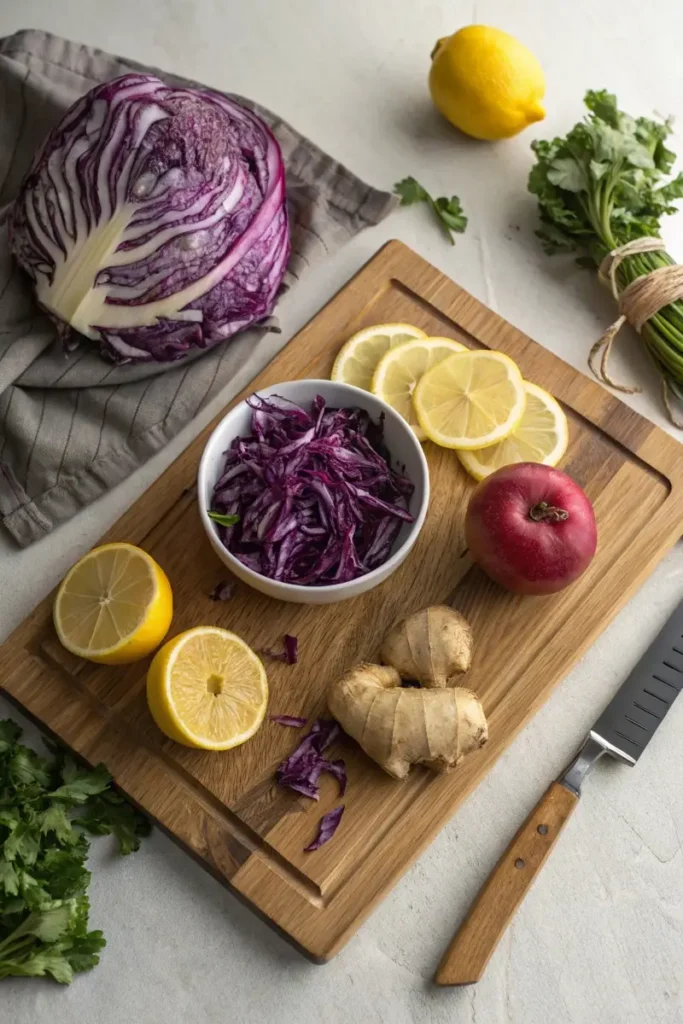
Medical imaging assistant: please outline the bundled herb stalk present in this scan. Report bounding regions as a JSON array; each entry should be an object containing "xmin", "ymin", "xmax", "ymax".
[
  {"xmin": 529, "ymin": 90, "xmax": 683, "ymax": 422},
  {"xmin": 0, "ymin": 720, "xmax": 150, "ymax": 984}
]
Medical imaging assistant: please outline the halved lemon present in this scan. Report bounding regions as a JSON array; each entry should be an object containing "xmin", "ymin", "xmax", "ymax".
[
  {"xmin": 458, "ymin": 381, "xmax": 569, "ymax": 480},
  {"xmin": 146, "ymin": 626, "xmax": 268, "ymax": 750},
  {"xmin": 53, "ymin": 543, "xmax": 173, "ymax": 664},
  {"xmin": 371, "ymin": 336, "xmax": 467, "ymax": 440},
  {"xmin": 331, "ymin": 322, "xmax": 426, "ymax": 391},
  {"xmin": 414, "ymin": 350, "xmax": 525, "ymax": 450}
]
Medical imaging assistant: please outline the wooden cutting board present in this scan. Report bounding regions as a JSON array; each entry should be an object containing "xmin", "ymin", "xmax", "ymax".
[{"xmin": 3, "ymin": 240, "xmax": 683, "ymax": 961}]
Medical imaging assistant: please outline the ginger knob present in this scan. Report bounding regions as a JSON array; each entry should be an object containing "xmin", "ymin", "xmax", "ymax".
[
  {"xmin": 327, "ymin": 662, "xmax": 487, "ymax": 780},
  {"xmin": 380, "ymin": 605, "xmax": 473, "ymax": 688}
]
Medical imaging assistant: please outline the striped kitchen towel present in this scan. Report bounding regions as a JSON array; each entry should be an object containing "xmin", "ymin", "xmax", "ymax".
[{"xmin": 0, "ymin": 29, "xmax": 396, "ymax": 547}]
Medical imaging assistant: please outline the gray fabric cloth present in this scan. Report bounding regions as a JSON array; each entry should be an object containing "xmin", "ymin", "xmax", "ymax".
[{"xmin": 0, "ymin": 29, "xmax": 395, "ymax": 547}]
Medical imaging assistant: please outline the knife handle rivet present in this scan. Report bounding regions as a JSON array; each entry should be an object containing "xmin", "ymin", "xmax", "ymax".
[
  {"xmin": 514, "ymin": 858, "xmax": 525, "ymax": 869},
  {"xmin": 537, "ymin": 824, "xmax": 548, "ymax": 835}
]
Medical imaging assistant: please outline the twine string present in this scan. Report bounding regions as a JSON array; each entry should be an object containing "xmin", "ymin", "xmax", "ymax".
[{"xmin": 589, "ymin": 237, "xmax": 683, "ymax": 416}]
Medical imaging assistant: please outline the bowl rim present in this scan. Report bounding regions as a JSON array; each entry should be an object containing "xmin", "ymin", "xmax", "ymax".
[{"xmin": 197, "ymin": 378, "xmax": 430, "ymax": 597}]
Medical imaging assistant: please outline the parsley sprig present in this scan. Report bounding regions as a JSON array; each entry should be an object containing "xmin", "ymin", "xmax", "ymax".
[
  {"xmin": 394, "ymin": 177, "xmax": 467, "ymax": 245},
  {"xmin": 0, "ymin": 720, "xmax": 150, "ymax": 984}
]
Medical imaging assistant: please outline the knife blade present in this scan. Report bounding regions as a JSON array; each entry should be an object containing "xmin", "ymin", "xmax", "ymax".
[{"xmin": 434, "ymin": 598, "xmax": 683, "ymax": 987}]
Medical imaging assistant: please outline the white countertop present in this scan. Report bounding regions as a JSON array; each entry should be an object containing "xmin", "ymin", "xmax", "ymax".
[{"xmin": 2, "ymin": 2, "xmax": 683, "ymax": 1021}]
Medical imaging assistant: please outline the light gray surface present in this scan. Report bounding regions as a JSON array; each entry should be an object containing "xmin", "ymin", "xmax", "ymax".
[{"xmin": 1, "ymin": 2, "xmax": 683, "ymax": 1021}]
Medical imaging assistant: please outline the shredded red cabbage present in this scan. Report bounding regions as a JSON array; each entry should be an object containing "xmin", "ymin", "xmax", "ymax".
[
  {"xmin": 211, "ymin": 395, "xmax": 414, "ymax": 585},
  {"xmin": 304, "ymin": 806, "xmax": 345, "ymax": 852},
  {"xmin": 258, "ymin": 634, "xmax": 298, "ymax": 665},
  {"xmin": 275, "ymin": 719, "xmax": 345, "ymax": 800},
  {"xmin": 324, "ymin": 760, "xmax": 347, "ymax": 797},
  {"xmin": 269, "ymin": 715, "xmax": 307, "ymax": 728},
  {"xmin": 209, "ymin": 579, "xmax": 236, "ymax": 601}
]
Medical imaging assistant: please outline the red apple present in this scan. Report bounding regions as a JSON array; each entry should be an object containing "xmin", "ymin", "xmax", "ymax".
[{"xmin": 465, "ymin": 463, "xmax": 597, "ymax": 595}]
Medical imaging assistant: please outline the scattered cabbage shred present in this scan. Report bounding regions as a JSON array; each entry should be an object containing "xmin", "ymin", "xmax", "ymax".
[
  {"xmin": 9, "ymin": 74, "xmax": 289, "ymax": 362},
  {"xmin": 275, "ymin": 719, "xmax": 346, "ymax": 801},
  {"xmin": 211, "ymin": 395, "xmax": 415, "ymax": 585},
  {"xmin": 304, "ymin": 806, "xmax": 345, "ymax": 852}
]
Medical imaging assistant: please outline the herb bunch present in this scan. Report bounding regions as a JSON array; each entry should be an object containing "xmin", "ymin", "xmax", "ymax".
[
  {"xmin": 529, "ymin": 90, "xmax": 683, "ymax": 408},
  {"xmin": 0, "ymin": 720, "xmax": 150, "ymax": 984}
]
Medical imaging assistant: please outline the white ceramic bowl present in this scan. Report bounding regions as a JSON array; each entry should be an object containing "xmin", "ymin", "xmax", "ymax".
[{"xmin": 197, "ymin": 379, "xmax": 429, "ymax": 604}]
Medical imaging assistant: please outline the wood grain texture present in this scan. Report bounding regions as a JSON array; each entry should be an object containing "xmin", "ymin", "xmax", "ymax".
[
  {"xmin": 435, "ymin": 782, "xmax": 579, "ymax": 986},
  {"xmin": 1, "ymin": 240, "xmax": 682, "ymax": 961}
]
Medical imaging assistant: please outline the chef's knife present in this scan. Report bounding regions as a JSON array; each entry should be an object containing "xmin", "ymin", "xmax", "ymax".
[{"xmin": 435, "ymin": 599, "xmax": 683, "ymax": 986}]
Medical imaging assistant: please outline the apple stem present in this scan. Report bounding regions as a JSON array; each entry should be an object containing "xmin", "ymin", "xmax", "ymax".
[{"xmin": 529, "ymin": 501, "xmax": 569, "ymax": 523}]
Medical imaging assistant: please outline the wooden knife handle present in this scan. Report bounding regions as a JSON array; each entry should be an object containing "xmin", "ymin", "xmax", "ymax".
[{"xmin": 434, "ymin": 781, "xmax": 579, "ymax": 986}]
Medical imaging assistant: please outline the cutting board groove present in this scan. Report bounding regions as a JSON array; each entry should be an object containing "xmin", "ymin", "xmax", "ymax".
[{"xmin": 2, "ymin": 240, "xmax": 683, "ymax": 961}]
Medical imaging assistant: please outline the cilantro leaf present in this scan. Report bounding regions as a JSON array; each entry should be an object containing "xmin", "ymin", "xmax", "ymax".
[
  {"xmin": 547, "ymin": 157, "xmax": 586, "ymax": 193},
  {"xmin": 207, "ymin": 510, "xmax": 240, "ymax": 527},
  {"xmin": 9, "ymin": 746, "xmax": 52, "ymax": 789},
  {"xmin": 35, "ymin": 847, "xmax": 91, "ymax": 901},
  {"xmin": 528, "ymin": 89, "xmax": 683, "ymax": 258},
  {"xmin": 394, "ymin": 176, "xmax": 467, "ymax": 245},
  {"xmin": 51, "ymin": 761, "xmax": 111, "ymax": 805},
  {"xmin": 74, "ymin": 792, "xmax": 151, "ymax": 855},
  {"xmin": 434, "ymin": 196, "xmax": 468, "ymax": 233},
  {"xmin": 3, "ymin": 822, "xmax": 41, "ymax": 866},
  {"xmin": 0, "ymin": 721, "xmax": 21, "ymax": 753},
  {"xmin": 8, "ymin": 901, "xmax": 74, "ymax": 944},
  {"xmin": 393, "ymin": 176, "xmax": 429, "ymax": 205},
  {"xmin": 41, "ymin": 805, "xmax": 77, "ymax": 846},
  {"xmin": 0, "ymin": 861, "xmax": 20, "ymax": 897},
  {"xmin": 584, "ymin": 89, "xmax": 620, "ymax": 127},
  {"xmin": 63, "ymin": 927, "xmax": 106, "ymax": 974}
]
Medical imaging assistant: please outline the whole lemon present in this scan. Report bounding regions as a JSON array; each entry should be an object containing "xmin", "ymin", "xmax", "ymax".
[{"xmin": 429, "ymin": 25, "xmax": 545, "ymax": 141}]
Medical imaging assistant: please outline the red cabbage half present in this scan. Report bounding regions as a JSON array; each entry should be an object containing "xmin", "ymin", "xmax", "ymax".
[
  {"xmin": 211, "ymin": 395, "xmax": 415, "ymax": 585},
  {"xmin": 9, "ymin": 74, "xmax": 289, "ymax": 363}
]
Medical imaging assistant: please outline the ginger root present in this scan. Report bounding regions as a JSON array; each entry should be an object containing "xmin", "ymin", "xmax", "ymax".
[
  {"xmin": 327, "ymin": 663, "xmax": 487, "ymax": 780},
  {"xmin": 380, "ymin": 605, "xmax": 473, "ymax": 688}
]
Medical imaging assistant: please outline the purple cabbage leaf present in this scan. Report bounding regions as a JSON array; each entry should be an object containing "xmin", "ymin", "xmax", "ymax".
[
  {"xmin": 304, "ymin": 806, "xmax": 345, "ymax": 852},
  {"xmin": 275, "ymin": 719, "xmax": 345, "ymax": 801},
  {"xmin": 259, "ymin": 634, "xmax": 298, "ymax": 665}
]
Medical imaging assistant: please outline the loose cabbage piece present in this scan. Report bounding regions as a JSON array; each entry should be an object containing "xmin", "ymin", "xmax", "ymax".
[
  {"xmin": 259, "ymin": 634, "xmax": 299, "ymax": 664},
  {"xmin": 209, "ymin": 579, "xmax": 237, "ymax": 601},
  {"xmin": 9, "ymin": 74, "xmax": 289, "ymax": 362},
  {"xmin": 211, "ymin": 395, "xmax": 415, "ymax": 585},
  {"xmin": 275, "ymin": 719, "xmax": 343, "ymax": 801},
  {"xmin": 304, "ymin": 806, "xmax": 345, "ymax": 852},
  {"xmin": 269, "ymin": 715, "xmax": 307, "ymax": 728}
]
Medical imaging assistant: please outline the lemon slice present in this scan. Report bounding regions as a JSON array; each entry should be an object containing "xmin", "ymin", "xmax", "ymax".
[
  {"xmin": 146, "ymin": 626, "xmax": 268, "ymax": 750},
  {"xmin": 414, "ymin": 350, "xmax": 525, "ymax": 450},
  {"xmin": 371, "ymin": 335, "xmax": 467, "ymax": 440},
  {"xmin": 53, "ymin": 543, "xmax": 173, "ymax": 664},
  {"xmin": 331, "ymin": 322, "xmax": 427, "ymax": 391},
  {"xmin": 458, "ymin": 381, "xmax": 568, "ymax": 480}
]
